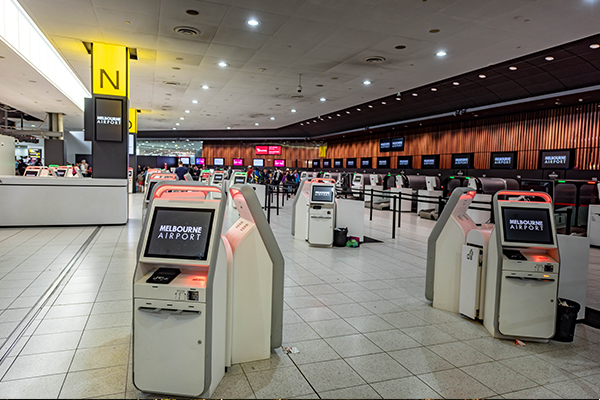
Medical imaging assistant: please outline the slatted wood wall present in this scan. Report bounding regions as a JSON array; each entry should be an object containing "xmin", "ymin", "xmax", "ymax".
[
  {"xmin": 202, "ymin": 141, "xmax": 319, "ymax": 169},
  {"xmin": 203, "ymin": 103, "xmax": 600, "ymax": 170}
]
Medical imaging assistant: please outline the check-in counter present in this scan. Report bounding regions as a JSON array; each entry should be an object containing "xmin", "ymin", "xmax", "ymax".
[{"xmin": 0, "ymin": 176, "xmax": 128, "ymax": 226}]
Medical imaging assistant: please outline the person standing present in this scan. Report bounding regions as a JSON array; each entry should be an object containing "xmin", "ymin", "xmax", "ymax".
[
  {"xmin": 80, "ymin": 160, "xmax": 89, "ymax": 177},
  {"xmin": 175, "ymin": 161, "xmax": 188, "ymax": 180},
  {"xmin": 17, "ymin": 159, "xmax": 27, "ymax": 175}
]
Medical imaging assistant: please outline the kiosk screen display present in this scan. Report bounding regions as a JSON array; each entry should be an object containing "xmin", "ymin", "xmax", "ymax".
[
  {"xmin": 274, "ymin": 159, "xmax": 285, "ymax": 167},
  {"xmin": 234, "ymin": 176, "xmax": 246, "ymax": 184},
  {"xmin": 213, "ymin": 174, "xmax": 223, "ymax": 182},
  {"xmin": 56, "ymin": 170, "xmax": 66, "ymax": 177},
  {"xmin": 311, "ymin": 186, "xmax": 334, "ymax": 203},
  {"xmin": 196, "ymin": 158, "xmax": 206, "ymax": 166},
  {"xmin": 323, "ymin": 159, "xmax": 331, "ymax": 168},
  {"xmin": 179, "ymin": 157, "xmax": 190, "ymax": 165},
  {"xmin": 501, "ymin": 207, "xmax": 554, "ymax": 245},
  {"xmin": 346, "ymin": 158, "xmax": 357, "ymax": 168},
  {"xmin": 253, "ymin": 158, "xmax": 264, "ymax": 167},
  {"xmin": 25, "ymin": 170, "xmax": 38, "ymax": 177},
  {"xmin": 334, "ymin": 159, "xmax": 343, "ymax": 168},
  {"xmin": 213, "ymin": 158, "xmax": 224, "ymax": 166},
  {"xmin": 397, "ymin": 156, "xmax": 412, "ymax": 169},
  {"xmin": 146, "ymin": 181, "xmax": 158, "ymax": 201},
  {"xmin": 144, "ymin": 207, "xmax": 215, "ymax": 260}
]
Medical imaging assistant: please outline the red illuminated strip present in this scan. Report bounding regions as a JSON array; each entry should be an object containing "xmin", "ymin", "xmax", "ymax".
[{"xmin": 496, "ymin": 190, "xmax": 552, "ymax": 203}]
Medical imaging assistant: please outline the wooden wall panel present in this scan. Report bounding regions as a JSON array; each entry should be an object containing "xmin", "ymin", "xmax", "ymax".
[
  {"xmin": 202, "ymin": 141, "xmax": 319, "ymax": 169},
  {"xmin": 203, "ymin": 103, "xmax": 600, "ymax": 170}
]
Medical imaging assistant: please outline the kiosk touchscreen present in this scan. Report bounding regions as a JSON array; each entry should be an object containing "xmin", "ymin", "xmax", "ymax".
[
  {"xmin": 483, "ymin": 191, "xmax": 560, "ymax": 341},
  {"xmin": 23, "ymin": 166, "xmax": 51, "ymax": 177},
  {"xmin": 144, "ymin": 168, "xmax": 161, "ymax": 189},
  {"xmin": 307, "ymin": 181, "xmax": 336, "ymax": 246},
  {"xmin": 210, "ymin": 171, "xmax": 225, "ymax": 199},
  {"xmin": 225, "ymin": 186, "xmax": 284, "ymax": 364},
  {"xmin": 144, "ymin": 173, "xmax": 177, "ymax": 210},
  {"xmin": 228, "ymin": 172, "xmax": 248, "ymax": 209},
  {"xmin": 133, "ymin": 183, "xmax": 228, "ymax": 397},
  {"xmin": 200, "ymin": 170, "xmax": 211, "ymax": 184}
]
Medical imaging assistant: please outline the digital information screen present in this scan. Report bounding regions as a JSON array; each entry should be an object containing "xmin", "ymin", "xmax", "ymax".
[
  {"xmin": 128, "ymin": 134, "xmax": 135, "ymax": 155},
  {"xmin": 268, "ymin": 146, "xmax": 282, "ymax": 155},
  {"xmin": 253, "ymin": 158, "xmax": 264, "ymax": 167},
  {"xmin": 380, "ymin": 139, "xmax": 391, "ymax": 152},
  {"xmin": 421, "ymin": 155, "xmax": 439, "ymax": 169},
  {"xmin": 311, "ymin": 185, "xmax": 334, "ymax": 203},
  {"xmin": 312, "ymin": 159, "xmax": 321, "ymax": 168},
  {"xmin": 234, "ymin": 176, "xmax": 246, "ymax": 184},
  {"xmin": 274, "ymin": 159, "xmax": 285, "ymax": 167},
  {"xmin": 213, "ymin": 158, "xmax": 224, "ymax": 166},
  {"xmin": 95, "ymin": 98, "xmax": 123, "ymax": 142},
  {"xmin": 451, "ymin": 153, "xmax": 473, "ymax": 169},
  {"xmin": 255, "ymin": 146, "xmax": 268, "ymax": 155},
  {"xmin": 361, "ymin": 158, "xmax": 372, "ymax": 168},
  {"xmin": 491, "ymin": 152, "xmax": 517, "ymax": 169},
  {"xmin": 334, "ymin": 159, "xmax": 343, "ymax": 168},
  {"xmin": 144, "ymin": 207, "xmax": 215, "ymax": 260},
  {"xmin": 540, "ymin": 150, "xmax": 572, "ymax": 169},
  {"xmin": 196, "ymin": 158, "xmax": 205, "ymax": 165},
  {"xmin": 377, "ymin": 157, "xmax": 390, "ymax": 169},
  {"xmin": 346, "ymin": 158, "xmax": 357, "ymax": 168},
  {"xmin": 146, "ymin": 181, "xmax": 158, "ymax": 201},
  {"xmin": 25, "ymin": 170, "xmax": 38, "ymax": 177},
  {"xmin": 391, "ymin": 137, "xmax": 405, "ymax": 151},
  {"xmin": 213, "ymin": 174, "xmax": 223, "ymax": 182},
  {"xmin": 233, "ymin": 158, "xmax": 244, "ymax": 166},
  {"xmin": 501, "ymin": 207, "xmax": 554, "ymax": 245},
  {"xmin": 397, "ymin": 156, "xmax": 412, "ymax": 169},
  {"xmin": 179, "ymin": 157, "xmax": 190, "ymax": 165},
  {"xmin": 323, "ymin": 159, "xmax": 331, "ymax": 168},
  {"xmin": 56, "ymin": 170, "xmax": 66, "ymax": 177}
]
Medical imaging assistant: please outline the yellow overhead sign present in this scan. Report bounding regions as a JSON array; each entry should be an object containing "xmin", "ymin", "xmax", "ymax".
[
  {"xmin": 318, "ymin": 145, "xmax": 327, "ymax": 158},
  {"xmin": 129, "ymin": 109, "xmax": 137, "ymax": 133},
  {"xmin": 92, "ymin": 43, "xmax": 129, "ymax": 98}
]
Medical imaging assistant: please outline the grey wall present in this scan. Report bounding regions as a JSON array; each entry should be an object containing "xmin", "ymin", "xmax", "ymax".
[
  {"xmin": 45, "ymin": 139, "xmax": 66, "ymax": 165},
  {"xmin": 0, "ymin": 135, "xmax": 15, "ymax": 175},
  {"xmin": 64, "ymin": 131, "xmax": 91, "ymax": 164}
]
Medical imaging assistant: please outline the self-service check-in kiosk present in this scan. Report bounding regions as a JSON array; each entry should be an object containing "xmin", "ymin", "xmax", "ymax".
[
  {"xmin": 144, "ymin": 173, "xmax": 177, "ymax": 210},
  {"xmin": 308, "ymin": 180, "xmax": 336, "ymax": 246},
  {"xmin": 128, "ymin": 167, "xmax": 134, "ymax": 193},
  {"xmin": 225, "ymin": 185, "xmax": 284, "ymax": 364},
  {"xmin": 200, "ymin": 170, "xmax": 211, "ymax": 184},
  {"xmin": 417, "ymin": 176, "xmax": 443, "ymax": 217},
  {"xmin": 291, "ymin": 178, "xmax": 312, "ymax": 240},
  {"xmin": 467, "ymin": 177, "xmax": 519, "ymax": 225},
  {"xmin": 228, "ymin": 173, "xmax": 248, "ymax": 209},
  {"xmin": 133, "ymin": 183, "xmax": 228, "ymax": 397},
  {"xmin": 51, "ymin": 166, "xmax": 82, "ymax": 178},
  {"xmin": 144, "ymin": 169, "xmax": 161, "ymax": 191},
  {"xmin": 210, "ymin": 171, "xmax": 225, "ymax": 199},
  {"xmin": 483, "ymin": 191, "xmax": 560, "ymax": 341},
  {"xmin": 351, "ymin": 173, "xmax": 364, "ymax": 198},
  {"xmin": 23, "ymin": 166, "xmax": 52, "ymax": 177}
]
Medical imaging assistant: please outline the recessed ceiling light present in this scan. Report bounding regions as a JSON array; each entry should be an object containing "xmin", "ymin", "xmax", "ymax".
[
  {"xmin": 320, "ymin": 97, "xmax": 326, "ymax": 102},
  {"xmin": 431, "ymin": 88, "xmax": 437, "ymax": 91},
  {"xmin": 201, "ymin": 85, "xmax": 209, "ymax": 90},
  {"xmin": 509, "ymin": 66, "xmax": 517, "ymax": 70},
  {"xmin": 396, "ymin": 97, "xmax": 401, "ymax": 101},
  {"xmin": 180, "ymin": 117, "xmax": 185, "ymax": 120},
  {"xmin": 306, "ymin": 122, "xmax": 310, "ymax": 124},
  {"xmin": 185, "ymin": 110, "xmax": 190, "ymax": 113},
  {"xmin": 479, "ymin": 74, "xmax": 486, "ymax": 78},
  {"xmin": 218, "ymin": 61, "xmax": 228, "ymax": 67},
  {"xmin": 328, "ymin": 116, "xmax": 332, "ymax": 119},
  {"xmin": 336, "ymin": 114, "xmax": 341, "ymax": 117},
  {"xmin": 346, "ymin": 111, "xmax": 350, "ymax": 114},
  {"xmin": 192, "ymin": 99, "xmax": 198, "ymax": 104},
  {"xmin": 453, "ymin": 82, "xmax": 460, "ymax": 85},
  {"xmin": 363, "ymin": 80, "xmax": 371, "ymax": 85},
  {"xmin": 381, "ymin": 101, "xmax": 386, "ymax": 104},
  {"xmin": 172, "ymin": 128, "xmax": 176, "ymax": 130},
  {"xmin": 412, "ymin": 93, "xmax": 418, "ymax": 96},
  {"xmin": 356, "ymin": 108, "xmax": 361, "ymax": 111},
  {"xmin": 291, "ymin": 109, "xmax": 297, "ymax": 113},
  {"xmin": 175, "ymin": 123, "xmax": 180, "ymax": 126},
  {"xmin": 227, "ymin": 126, "xmax": 231, "ymax": 129},
  {"xmin": 255, "ymin": 123, "xmax": 259, "ymax": 126},
  {"xmin": 247, "ymin": 19, "xmax": 260, "ymax": 26},
  {"xmin": 368, "ymin": 105, "xmax": 373, "ymax": 108},
  {"xmin": 270, "ymin": 117, "xmax": 275, "ymax": 120},
  {"xmin": 300, "ymin": 123, "xmax": 304, "ymax": 126},
  {"xmin": 436, "ymin": 51, "xmax": 447, "ymax": 57},
  {"xmin": 590, "ymin": 44, "xmax": 600, "ymax": 49},
  {"xmin": 545, "ymin": 56, "xmax": 554, "ymax": 61}
]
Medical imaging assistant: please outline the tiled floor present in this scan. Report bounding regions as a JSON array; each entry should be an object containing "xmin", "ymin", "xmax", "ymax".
[{"xmin": 0, "ymin": 192, "xmax": 599, "ymax": 399}]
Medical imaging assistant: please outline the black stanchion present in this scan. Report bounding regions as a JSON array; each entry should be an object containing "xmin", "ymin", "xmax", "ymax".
[
  {"xmin": 267, "ymin": 186, "xmax": 271, "ymax": 224},
  {"xmin": 398, "ymin": 194, "xmax": 402, "ymax": 228},
  {"xmin": 370, "ymin": 188, "xmax": 374, "ymax": 221},
  {"xmin": 392, "ymin": 196, "xmax": 396, "ymax": 239},
  {"xmin": 276, "ymin": 186, "xmax": 280, "ymax": 216}
]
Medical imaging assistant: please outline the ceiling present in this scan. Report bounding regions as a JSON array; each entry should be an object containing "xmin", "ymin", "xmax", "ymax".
[
  {"xmin": 10, "ymin": 0, "xmax": 600, "ymax": 135},
  {"xmin": 137, "ymin": 139, "xmax": 202, "ymax": 156}
]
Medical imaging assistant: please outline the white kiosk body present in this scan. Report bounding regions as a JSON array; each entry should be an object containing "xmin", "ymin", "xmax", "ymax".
[
  {"xmin": 51, "ymin": 166, "xmax": 82, "ymax": 178},
  {"xmin": 228, "ymin": 173, "xmax": 248, "ymax": 209},
  {"xmin": 225, "ymin": 186, "xmax": 284, "ymax": 364},
  {"xmin": 23, "ymin": 166, "xmax": 52, "ymax": 177},
  {"xmin": 128, "ymin": 167, "xmax": 134, "ymax": 193},
  {"xmin": 210, "ymin": 172, "xmax": 225, "ymax": 199},
  {"xmin": 307, "ymin": 181, "xmax": 336, "ymax": 246},
  {"xmin": 291, "ymin": 178, "xmax": 312, "ymax": 240},
  {"xmin": 483, "ymin": 191, "xmax": 560, "ymax": 341},
  {"xmin": 144, "ymin": 173, "xmax": 177, "ymax": 211},
  {"xmin": 396, "ymin": 175, "xmax": 413, "ymax": 212},
  {"xmin": 132, "ymin": 183, "xmax": 228, "ymax": 397},
  {"xmin": 588, "ymin": 204, "xmax": 600, "ymax": 246},
  {"xmin": 425, "ymin": 188, "xmax": 478, "ymax": 313},
  {"xmin": 417, "ymin": 176, "xmax": 443, "ymax": 214},
  {"xmin": 351, "ymin": 173, "xmax": 364, "ymax": 198},
  {"xmin": 200, "ymin": 170, "xmax": 211, "ymax": 184},
  {"xmin": 460, "ymin": 226, "xmax": 493, "ymax": 320}
]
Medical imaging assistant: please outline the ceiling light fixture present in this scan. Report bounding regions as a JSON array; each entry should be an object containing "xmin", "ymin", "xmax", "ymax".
[
  {"xmin": 291, "ymin": 109, "xmax": 297, "ymax": 113},
  {"xmin": 227, "ymin": 127, "xmax": 231, "ymax": 129},
  {"xmin": 368, "ymin": 105, "xmax": 373, "ymax": 108},
  {"xmin": 320, "ymin": 97, "xmax": 326, "ymax": 102},
  {"xmin": 175, "ymin": 123, "xmax": 180, "ymax": 126},
  {"xmin": 590, "ymin": 44, "xmax": 600, "ymax": 49},
  {"xmin": 270, "ymin": 117, "xmax": 275, "ymax": 120},
  {"xmin": 545, "ymin": 56, "xmax": 554, "ymax": 61},
  {"xmin": 357, "ymin": 108, "xmax": 361, "ymax": 111},
  {"xmin": 363, "ymin": 80, "xmax": 371, "ymax": 85},
  {"xmin": 346, "ymin": 111, "xmax": 350, "ymax": 114},
  {"xmin": 453, "ymin": 82, "xmax": 460, "ymax": 85},
  {"xmin": 381, "ymin": 101, "xmax": 386, "ymax": 104},
  {"xmin": 431, "ymin": 88, "xmax": 437, "ymax": 91},
  {"xmin": 185, "ymin": 110, "xmax": 190, "ymax": 113},
  {"xmin": 509, "ymin": 66, "xmax": 517, "ymax": 70},
  {"xmin": 395, "ymin": 97, "xmax": 401, "ymax": 101},
  {"xmin": 172, "ymin": 128, "xmax": 176, "ymax": 130},
  {"xmin": 255, "ymin": 123, "xmax": 259, "ymax": 126},
  {"xmin": 201, "ymin": 85, "xmax": 209, "ymax": 89},
  {"xmin": 412, "ymin": 93, "xmax": 418, "ymax": 96},
  {"xmin": 218, "ymin": 61, "xmax": 228, "ymax": 67},
  {"xmin": 180, "ymin": 117, "xmax": 185, "ymax": 120},
  {"xmin": 436, "ymin": 51, "xmax": 447, "ymax": 57},
  {"xmin": 247, "ymin": 19, "xmax": 260, "ymax": 26},
  {"xmin": 479, "ymin": 74, "xmax": 486, "ymax": 78},
  {"xmin": 336, "ymin": 114, "xmax": 341, "ymax": 117},
  {"xmin": 192, "ymin": 99, "xmax": 198, "ymax": 104}
]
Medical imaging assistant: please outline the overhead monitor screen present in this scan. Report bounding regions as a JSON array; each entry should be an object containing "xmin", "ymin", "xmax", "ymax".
[
  {"xmin": 268, "ymin": 146, "xmax": 282, "ymax": 155},
  {"xmin": 491, "ymin": 152, "xmax": 517, "ymax": 169},
  {"xmin": 234, "ymin": 176, "xmax": 246, "ymax": 184},
  {"xmin": 144, "ymin": 207, "xmax": 215, "ymax": 260},
  {"xmin": 233, "ymin": 158, "xmax": 244, "ymax": 166},
  {"xmin": 391, "ymin": 137, "xmax": 405, "ymax": 151},
  {"xmin": 312, "ymin": 159, "xmax": 321, "ymax": 168},
  {"xmin": 255, "ymin": 146, "xmax": 268, "ymax": 155},
  {"xmin": 56, "ymin": 170, "xmax": 66, "ymax": 177},
  {"xmin": 253, "ymin": 158, "xmax": 264, "ymax": 167},
  {"xmin": 501, "ymin": 207, "xmax": 554, "ymax": 246},
  {"xmin": 346, "ymin": 158, "xmax": 357, "ymax": 168},
  {"xmin": 323, "ymin": 159, "xmax": 331, "ymax": 168},
  {"xmin": 179, "ymin": 157, "xmax": 190, "ymax": 165},
  {"xmin": 397, "ymin": 156, "xmax": 412, "ymax": 169},
  {"xmin": 380, "ymin": 139, "xmax": 391, "ymax": 153},
  {"xmin": 213, "ymin": 158, "xmax": 224, "ymax": 166},
  {"xmin": 128, "ymin": 134, "xmax": 135, "ymax": 155},
  {"xmin": 95, "ymin": 98, "xmax": 123, "ymax": 142},
  {"xmin": 196, "ymin": 158, "xmax": 206, "ymax": 166},
  {"xmin": 334, "ymin": 159, "xmax": 343, "ymax": 168},
  {"xmin": 213, "ymin": 174, "xmax": 223, "ymax": 182},
  {"xmin": 540, "ymin": 149, "xmax": 573, "ymax": 169},
  {"xmin": 25, "ymin": 170, "xmax": 38, "ymax": 177},
  {"xmin": 274, "ymin": 159, "xmax": 285, "ymax": 167},
  {"xmin": 377, "ymin": 157, "xmax": 390, "ymax": 169},
  {"xmin": 311, "ymin": 185, "xmax": 334, "ymax": 203},
  {"xmin": 421, "ymin": 155, "xmax": 439, "ymax": 169},
  {"xmin": 361, "ymin": 158, "xmax": 372, "ymax": 168},
  {"xmin": 451, "ymin": 153, "xmax": 473, "ymax": 169}
]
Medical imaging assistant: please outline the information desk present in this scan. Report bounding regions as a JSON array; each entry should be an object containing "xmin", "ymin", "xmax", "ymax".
[{"xmin": 0, "ymin": 176, "xmax": 127, "ymax": 226}]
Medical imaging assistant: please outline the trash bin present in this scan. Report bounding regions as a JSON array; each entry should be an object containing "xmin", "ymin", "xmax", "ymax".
[
  {"xmin": 553, "ymin": 298, "xmax": 580, "ymax": 342},
  {"xmin": 333, "ymin": 227, "xmax": 348, "ymax": 247}
]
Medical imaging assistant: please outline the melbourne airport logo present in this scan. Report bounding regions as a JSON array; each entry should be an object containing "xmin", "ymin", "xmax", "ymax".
[
  {"xmin": 424, "ymin": 159, "xmax": 435, "ymax": 165},
  {"xmin": 381, "ymin": 142, "xmax": 390, "ymax": 149},
  {"xmin": 544, "ymin": 155, "xmax": 566, "ymax": 165},
  {"xmin": 96, "ymin": 116, "xmax": 122, "ymax": 125},
  {"xmin": 157, "ymin": 225, "xmax": 203, "ymax": 241},
  {"xmin": 314, "ymin": 190, "xmax": 330, "ymax": 197},
  {"xmin": 455, "ymin": 157, "xmax": 469, "ymax": 165},
  {"xmin": 494, "ymin": 157, "xmax": 512, "ymax": 164},
  {"xmin": 509, "ymin": 219, "xmax": 543, "ymax": 231}
]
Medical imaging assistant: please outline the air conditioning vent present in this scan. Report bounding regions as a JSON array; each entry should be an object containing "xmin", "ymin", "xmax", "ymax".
[
  {"xmin": 164, "ymin": 81, "xmax": 180, "ymax": 86},
  {"xmin": 364, "ymin": 56, "xmax": 386, "ymax": 63},
  {"xmin": 174, "ymin": 26, "xmax": 201, "ymax": 36},
  {"xmin": 289, "ymin": 94, "xmax": 303, "ymax": 99}
]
